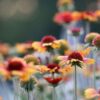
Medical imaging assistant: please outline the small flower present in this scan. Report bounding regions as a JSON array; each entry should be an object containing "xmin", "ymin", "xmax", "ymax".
[
  {"xmin": 57, "ymin": 0, "xmax": 73, "ymax": 7},
  {"xmin": 92, "ymin": 35, "xmax": 100, "ymax": 48},
  {"xmin": 41, "ymin": 35, "xmax": 56, "ymax": 46},
  {"xmin": 58, "ymin": 48, "xmax": 94, "ymax": 68},
  {"xmin": 68, "ymin": 27, "xmax": 82, "ymax": 36},
  {"xmin": 84, "ymin": 88, "xmax": 100, "ymax": 99},
  {"xmin": 54, "ymin": 12, "xmax": 73, "ymax": 25},
  {"xmin": 47, "ymin": 63, "xmax": 60, "ymax": 73},
  {"xmin": 72, "ymin": 11, "xmax": 83, "ymax": 21},
  {"xmin": 85, "ymin": 32, "xmax": 99, "ymax": 45},
  {"xmin": 5, "ymin": 57, "xmax": 37, "ymax": 80},
  {"xmin": 6, "ymin": 58, "xmax": 26, "ymax": 73},
  {"xmin": 95, "ymin": 10, "xmax": 100, "ymax": 18},
  {"xmin": 24, "ymin": 55, "xmax": 40, "ymax": 65},
  {"xmin": 82, "ymin": 11, "xmax": 98, "ymax": 22},
  {"xmin": 44, "ymin": 77, "xmax": 62, "ymax": 85}
]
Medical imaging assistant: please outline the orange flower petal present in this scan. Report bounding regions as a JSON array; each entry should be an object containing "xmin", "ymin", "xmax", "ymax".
[{"xmin": 84, "ymin": 58, "xmax": 95, "ymax": 64}]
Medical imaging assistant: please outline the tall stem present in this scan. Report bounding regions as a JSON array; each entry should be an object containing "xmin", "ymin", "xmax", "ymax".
[
  {"xmin": 74, "ymin": 65, "xmax": 77, "ymax": 100},
  {"xmin": 86, "ymin": 22, "xmax": 90, "ymax": 34},
  {"xmin": 93, "ymin": 50, "xmax": 97, "ymax": 89},
  {"xmin": 52, "ymin": 87, "xmax": 57, "ymax": 100}
]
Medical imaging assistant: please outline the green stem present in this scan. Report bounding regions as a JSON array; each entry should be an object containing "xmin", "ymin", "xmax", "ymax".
[
  {"xmin": 52, "ymin": 87, "xmax": 57, "ymax": 100},
  {"xmin": 74, "ymin": 65, "xmax": 77, "ymax": 100}
]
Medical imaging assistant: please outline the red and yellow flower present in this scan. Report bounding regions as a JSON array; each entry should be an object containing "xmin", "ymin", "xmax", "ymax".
[
  {"xmin": 1, "ymin": 57, "xmax": 37, "ymax": 81},
  {"xmin": 54, "ymin": 12, "xmax": 73, "ymax": 25},
  {"xmin": 82, "ymin": 11, "xmax": 98, "ymax": 22},
  {"xmin": 58, "ymin": 48, "xmax": 94, "ymax": 68}
]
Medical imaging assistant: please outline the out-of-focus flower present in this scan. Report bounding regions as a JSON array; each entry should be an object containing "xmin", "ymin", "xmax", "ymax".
[
  {"xmin": 32, "ymin": 35, "xmax": 57, "ymax": 52},
  {"xmin": 58, "ymin": 48, "xmax": 94, "ymax": 68},
  {"xmin": 0, "ymin": 43, "xmax": 10, "ymax": 56},
  {"xmin": 57, "ymin": 0, "xmax": 73, "ymax": 7},
  {"xmin": 32, "ymin": 42, "xmax": 46, "ymax": 52},
  {"xmin": 44, "ymin": 77, "xmax": 62, "ymax": 85},
  {"xmin": 24, "ymin": 54, "xmax": 40, "ymax": 65},
  {"xmin": 4, "ymin": 57, "xmax": 37, "ymax": 81},
  {"xmin": 85, "ymin": 32, "xmax": 99, "ymax": 46},
  {"xmin": 16, "ymin": 42, "xmax": 33, "ymax": 54},
  {"xmin": 95, "ymin": 10, "xmax": 100, "ymax": 18},
  {"xmin": 41, "ymin": 35, "xmax": 56, "ymax": 47},
  {"xmin": 72, "ymin": 11, "xmax": 83, "ymax": 21},
  {"xmin": 52, "ymin": 39, "xmax": 69, "ymax": 55},
  {"xmin": 82, "ymin": 11, "xmax": 98, "ymax": 22},
  {"xmin": 68, "ymin": 27, "xmax": 82, "ymax": 37},
  {"xmin": 54, "ymin": 12, "xmax": 73, "ymax": 25},
  {"xmin": 85, "ymin": 88, "xmax": 100, "ymax": 99},
  {"xmin": 92, "ymin": 35, "xmax": 100, "ymax": 48}
]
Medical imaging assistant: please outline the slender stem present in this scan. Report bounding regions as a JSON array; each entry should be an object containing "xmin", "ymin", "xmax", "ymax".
[
  {"xmin": 86, "ymin": 22, "xmax": 90, "ymax": 34},
  {"xmin": 93, "ymin": 50, "xmax": 97, "ymax": 89},
  {"xmin": 74, "ymin": 65, "xmax": 77, "ymax": 100},
  {"xmin": 27, "ymin": 92, "xmax": 30, "ymax": 100},
  {"xmin": 52, "ymin": 87, "xmax": 57, "ymax": 100}
]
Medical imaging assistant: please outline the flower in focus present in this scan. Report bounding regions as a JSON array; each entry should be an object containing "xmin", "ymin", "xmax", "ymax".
[
  {"xmin": 84, "ymin": 88, "xmax": 100, "ymax": 99},
  {"xmin": 72, "ymin": 11, "xmax": 83, "ymax": 21},
  {"xmin": 54, "ymin": 12, "xmax": 73, "ymax": 25},
  {"xmin": 58, "ymin": 48, "xmax": 94, "ymax": 68},
  {"xmin": 92, "ymin": 35, "xmax": 100, "ymax": 48},
  {"xmin": 85, "ymin": 32, "xmax": 99, "ymax": 46},
  {"xmin": 82, "ymin": 11, "xmax": 98, "ymax": 22}
]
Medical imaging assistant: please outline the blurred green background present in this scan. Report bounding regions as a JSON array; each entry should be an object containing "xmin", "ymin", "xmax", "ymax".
[{"xmin": 0, "ymin": 0, "xmax": 99, "ymax": 44}]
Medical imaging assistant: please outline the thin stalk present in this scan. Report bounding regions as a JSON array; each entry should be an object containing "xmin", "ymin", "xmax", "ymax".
[
  {"xmin": 52, "ymin": 87, "xmax": 57, "ymax": 100},
  {"xmin": 86, "ymin": 22, "xmax": 90, "ymax": 34},
  {"xmin": 74, "ymin": 65, "xmax": 77, "ymax": 100},
  {"xmin": 93, "ymin": 50, "xmax": 97, "ymax": 89}
]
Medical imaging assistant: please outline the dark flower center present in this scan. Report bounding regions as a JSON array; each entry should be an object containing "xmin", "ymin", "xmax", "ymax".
[
  {"xmin": 7, "ymin": 61, "xmax": 25, "ymax": 71},
  {"xmin": 68, "ymin": 52, "xmax": 83, "ymax": 61},
  {"xmin": 41, "ymin": 36, "xmax": 56, "ymax": 43}
]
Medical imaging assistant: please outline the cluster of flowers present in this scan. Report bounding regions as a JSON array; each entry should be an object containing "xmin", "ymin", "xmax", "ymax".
[{"xmin": 0, "ymin": 35, "xmax": 97, "ymax": 99}]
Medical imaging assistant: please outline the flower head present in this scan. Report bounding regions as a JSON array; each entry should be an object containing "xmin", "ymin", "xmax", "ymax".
[
  {"xmin": 85, "ymin": 32, "xmax": 99, "ymax": 45},
  {"xmin": 82, "ymin": 11, "xmax": 98, "ymax": 22},
  {"xmin": 68, "ymin": 27, "xmax": 82, "ymax": 36},
  {"xmin": 57, "ymin": 0, "xmax": 73, "ymax": 7},
  {"xmin": 47, "ymin": 63, "xmax": 60, "ymax": 73},
  {"xmin": 24, "ymin": 55, "xmax": 40, "ymax": 65},
  {"xmin": 85, "ymin": 88, "xmax": 100, "ymax": 99},
  {"xmin": 92, "ymin": 35, "xmax": 100, "ymax": 48},
  {"xmin": 41, "ymin": 35, "xmax": 56, "ymax": 45},
  {"xmin": 6, "ymin": 58, "xmax": 26, "ymax": 73},
  {"xmin": 58, "ymin": 48, "xmax": 94, "ymax": 68},
  {"xmin": 44, "ymin": 77, "xmax": 62, "ymax": 86},
  {"xmin": 54, "ymin": 12, "xmax": 72, "ymax": 25}
]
